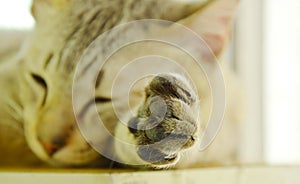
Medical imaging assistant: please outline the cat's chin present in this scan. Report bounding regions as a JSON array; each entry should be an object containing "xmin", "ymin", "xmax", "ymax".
[
  {"xmin": 30, "ymin": 144, "xmax": 100, "ymax": 167},
  {"xmin": 44, "ymin": 147, "xmax": 101, "ymax": 167}
]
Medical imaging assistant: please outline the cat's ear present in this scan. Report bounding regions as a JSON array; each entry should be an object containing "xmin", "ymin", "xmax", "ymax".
[
  {"xmin": 31, "ymin": 0, "xmax": 70, "ymax": 19},
  {"xmin": 178, "ymin": 0, "xmax": 239, "ymax": 58}
]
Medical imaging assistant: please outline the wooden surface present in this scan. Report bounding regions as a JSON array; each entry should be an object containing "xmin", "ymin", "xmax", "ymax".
[{"xmin": 0, "ymin": 166, "xmax": 300, "ymax": 184}]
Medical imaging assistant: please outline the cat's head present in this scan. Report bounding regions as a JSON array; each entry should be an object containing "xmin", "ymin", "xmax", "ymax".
[{"xmin": 20, "ymin": 0, "xmax": 238, "ymax": 167}]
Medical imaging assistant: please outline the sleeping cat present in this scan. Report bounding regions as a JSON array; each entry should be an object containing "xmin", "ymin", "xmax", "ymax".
[{"xmin": 0, "ymin": 0, "xmax": 241, "ymax": 169}]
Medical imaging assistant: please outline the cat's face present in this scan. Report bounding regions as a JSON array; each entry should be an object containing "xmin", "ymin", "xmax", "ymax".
[{"xmin": 18, "ymin": 67, "xmax": 101, "ymax": 165}]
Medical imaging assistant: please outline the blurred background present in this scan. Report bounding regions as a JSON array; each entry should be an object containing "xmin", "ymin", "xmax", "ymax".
[
  {"xmin": 234, "ymin": 0, "xmax": 300, "ymax": 165},
  {"xmin": 0, "ymin": 0, "xmax": 299, "ymax": 165}
]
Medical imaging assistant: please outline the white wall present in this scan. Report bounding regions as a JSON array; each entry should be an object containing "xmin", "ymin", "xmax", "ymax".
[
  {"xmin": 234, "ymin": 0, "xmax": 264, "ymax": 163},
  {"xmin": 235, "ymin": 0, "xmax": 300, "ymax": 164},
  {"xmin": 0, "ymin": 0, "xmax": 33, "ymax": 29},
  {"xmin": 263, "ymin": 0, "xmax": 300, "ymax": 164}
]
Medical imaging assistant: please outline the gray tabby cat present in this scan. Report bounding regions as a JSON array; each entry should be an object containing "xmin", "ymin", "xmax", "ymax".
[{"xmin": 0, "ymin": 0, "xmax": 241, "ymax": 169}]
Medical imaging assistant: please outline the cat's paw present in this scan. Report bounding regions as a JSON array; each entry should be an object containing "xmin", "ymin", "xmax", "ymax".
[{"xmin": 128, "ymin": 74, "xmax": 200, "ymax": 168}]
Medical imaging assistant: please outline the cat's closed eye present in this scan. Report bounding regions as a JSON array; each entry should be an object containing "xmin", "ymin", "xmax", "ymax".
[{"xmin": 30, "ymin": 73, "xmax": 48, "ymax": 106}]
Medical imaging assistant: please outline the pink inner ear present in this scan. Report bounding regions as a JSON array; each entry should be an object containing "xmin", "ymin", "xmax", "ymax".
[
  {"xmin": 177, "ymin": 0, "xmax": 238, "ymax": 61},
  {"xmin": 202, "ymin": 33, "xmax": 226, "ymax": 59}
]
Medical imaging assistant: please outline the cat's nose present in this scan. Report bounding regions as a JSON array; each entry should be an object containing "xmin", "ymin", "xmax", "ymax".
[{"xmin": 39, "ymin": 138, "xmax": 66, "ymax": 156}]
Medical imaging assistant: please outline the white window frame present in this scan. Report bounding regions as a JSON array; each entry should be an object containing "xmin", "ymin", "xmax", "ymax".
[{"xmin": 234, "ymin": 0, "xmax": 264, "ymax": 163}]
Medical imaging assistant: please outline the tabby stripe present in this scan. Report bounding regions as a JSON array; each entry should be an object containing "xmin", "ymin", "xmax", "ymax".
[
  {"xmin": 78, "ymin": 97, "xmax": 111, "ymax": 120},
  {"xmin": 55, "ymin": 24, "xmax": 82, "ymax": 70},
  {"xmin": 43, "ymin": 53, "xmax": 54, "ymax": 70},
  {"xmin": 95, "ymin": 70, "xmax": 104, "ymax": 88}
]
